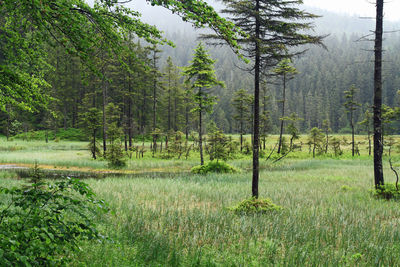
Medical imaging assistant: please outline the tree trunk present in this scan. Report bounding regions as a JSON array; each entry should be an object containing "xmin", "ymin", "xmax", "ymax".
[
  {"xmin": 102, "ymin": 76, "xmax": 107, "ymax": 154},
  {"xmin": 141, "ymin": 84, "xmax": 147, "ymax": 137},
  {"xmin": 199, "ymin": 89, "xmax": 204, "ymax": 166},
  {"xmin": 174, "ymin": 80, "xmax": 178, "ymax": 131},
  {"xmin": 313, "ymin": 142, "xmax": 316, "ymax": 158},
  {"xmin": 185, "ymin": 103, "xmax": 189, "ymax": 141},
  {"xmin": 6, "ymin": 106, "xmax": 10, "ymax": 141},
  {"xmin": 92, "ymin": 129, "xmax": 97, "ymax": 160},
  {"xmin": 278, "ymin": 74, "xmax": 286, "ymax": 154},
  {"xmin": 373, "ymin": 0, "xmax": 384, "ymax": 188},
  {"xmin": 351, "ymin": 113, "xmax": 355, "ymax": 157},
  {"xmin": 325, "ymin": 133, "xmax": 329, "ymax": 153},
  {"xmin": 168, "ymin": 69, "xmax": 171, "ymax": 132},
  {"xmin": 252, "ymin": 0, "xmax": 260, "ymax": 199},
  {"xmin": 240, "ymin": 118, "xmax": 243, "ymax": 152},
  {"xmin": 124, "ymin": 132, "xmax": 128, "ymax": 152},
  {"xmin": 368, "ymin": 127, "xmax": 371, "ymax": 156}
]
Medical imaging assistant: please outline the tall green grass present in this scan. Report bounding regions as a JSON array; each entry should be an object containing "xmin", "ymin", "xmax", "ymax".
[
  {"xmin": 2, "ymin": 138, "xmax": 400, "ymax": 265},
  {"xmin": 40, "ymin": 159, "xmax": 400, "ymax": 266}
]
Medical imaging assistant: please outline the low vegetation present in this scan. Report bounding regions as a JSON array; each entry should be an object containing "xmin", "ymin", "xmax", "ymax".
[
  {"xmin": 228, "ymin": 197, "xmax": 283, "ymax": 214},
  {"xmin": 1, "ymin": 137, "xmax": 400, "ymax": 265},
  {"xmin": 191, "ymin": 160, "xmax": 240, "ymax": 174},
  {"xmin": 0, "ymin": 168, "xmax": 107, "ymax": 265}
]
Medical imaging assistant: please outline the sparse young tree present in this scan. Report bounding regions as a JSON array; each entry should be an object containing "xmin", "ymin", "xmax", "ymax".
[
  {"xmin": 81, "ymin": 108, "xmax": 102, "ymax": 160},
  {"xmin": 359, "ymin": 109, "xmax": 373, "ymax": 156},
  {"xmin": 232, "ymin": 89, "xmax": 252, "ymax": 152},
  {"xmin": 381, "ymin": 105, "xmax": 397, "ymax": 141},
  {"xmin": 183, "ymin": 43, "xmax": 224, "ymax": 166},
  {"xmin": 308, "ymin": 127, "xmax": 324, "ymax": 158},
  {"xmin": 330, "ymin": 137, "xmax": 343, "ymax": 157},
  {"xmin": 274, "ymin": 59, "xmax": 298, "ymax": 154},
  {"xmin": 150, "ymin": 44, "xmax": 163, "ymax": 151},
  {"xmin": 207, "ymin": 129, "xmax": 230, "ymax": 162},
  {"xmin": 343, "ymin": 85, "xmax": 361, "ymax": 157},
  {"xmin": 285, "ymin": 113, "xmax": 302, "ymax": 151},
  {"xmin": 322, "ymin": 119, "xmax": 331, "ymax": 154}
]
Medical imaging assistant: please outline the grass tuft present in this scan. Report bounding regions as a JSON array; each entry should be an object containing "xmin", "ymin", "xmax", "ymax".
[
  {"xmin": 191, "ymin": 161, "xmax": 240, "ymax": 174},
  {"xmin": 228, "ymin": 197, "xmax": 283, "ymax": 214}
]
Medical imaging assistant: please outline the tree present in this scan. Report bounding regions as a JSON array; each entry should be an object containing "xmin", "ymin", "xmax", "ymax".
[
  {"xmin": 308, "ymin": 127, "xmax": 324, "ymax": 158},
  {"xmin": 373, "ymin": 0, "xmax": 384, "ymax": 188},
  {"xmin": 232, "ymin": 89, "xmax": 252, "ymax": 152},
  {"xmin": 381, "ymin": 105, "xmax": 397, "ymax": 139},
  {"xmin": 207, "ymin": 129, "xmax": 230, "ymax": 162},
  {"xmin": 162, "ymin": 57, "xmax": 184, "ymax": 135},
  {"xmin": 150, "ymin": 44, "xmax": 163, "ymax": 152},
  {"xmin": 285, "ymin": 113, "xmax": 302, "ymax": 151},
  {"xmin": 343, "ymin": 85, "xmax": 361, "ymax": 157},
  {"xmin": 260, "ymin": 83, "xmax": 271, "ymax": 150},
  {"xmin": 81, "ymin": 107, "xmax": 102, "ymax": 160},
  {"xmin": 274, "ymin": 59, "xmax": 298, "ymax": 154},
  {"xmin": 322, "ymin": 119, "xmax": 331, "ymax": 154},
  {"xmin": 204, "ymin": 0, "xmax": 324, "ymax": 198},
  {"xmin": 359, "ymin": 109, "xmax": 373, "ymax": 156},
  {"xmin": 183, "ymin": 43, "xmax": 224, "ymax": 166}
]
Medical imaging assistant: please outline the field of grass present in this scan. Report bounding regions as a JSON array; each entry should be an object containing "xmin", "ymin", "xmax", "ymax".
[{"xmin": 1, "ymin": 137, "xmax": 400, "ymax": 265}]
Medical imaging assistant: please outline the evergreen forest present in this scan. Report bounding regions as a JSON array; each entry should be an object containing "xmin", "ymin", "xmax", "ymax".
[{"xmin": 2, "ymin": 8, "xmax": 400, "ymax": 138}]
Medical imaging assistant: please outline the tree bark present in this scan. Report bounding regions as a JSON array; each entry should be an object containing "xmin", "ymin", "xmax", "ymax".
[
  {"xmin": 278, "ymin": 74, "xmax": 286, "ymax": 154},
  {"xmin": 199, "ymin": 89, "xmax": 204, "ymax": 166},
  {"xmin": 199, "ymin": 88, "xmax": 204, "ymax": 165},
  {"xmin": 185, "ymin": 101, "xmax": 189, "ymax": 141},
  {"xmin": 152, "ymin": 49, "xmax": 158, "ymax": 152},
  {"xmin": 92, "ymin": 129, "xmax": 97, "ymax": 160},
  {"xmin": 325, "ymin": 132, "xmax": 329, "ymax": 153},
  {"xmin": 351, "ymin": 112, "xmax": 354, "ymax": 157},
  {"xmin": 373, "ymin": 0, "xmax": 384, "ymax": 188},
  {"xmin": 102, "ymin": 75, "xmax": 107, "ymax": 154},
  {"xmin": 240, "ymin": 111, "xmax": 243, "ymax": 152},
  {"xmin": 252, "ymin": 0, "xmax": 260, "ymax": 199}
]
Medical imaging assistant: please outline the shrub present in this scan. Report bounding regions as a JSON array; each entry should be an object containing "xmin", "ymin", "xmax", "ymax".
[
  {"xmin": 191, "ymin": 161, "xmax": 240, "ymax": 174},
  {"xmin": 228, "ymin": 197, "xmax": 283, "ymax": 214},
  {"xmin": 372, "ymin": 183, "xmax": 400, "ymax": 200},
  {"xmin": 106, "ymin": 143, "xmax": 126, "ymax": 168},
  {"xmin": 0, "ymin": 176, "xmax": 107, "ymax": 265}
]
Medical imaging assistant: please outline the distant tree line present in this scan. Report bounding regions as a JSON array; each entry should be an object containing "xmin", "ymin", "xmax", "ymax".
[{"xmin": 3, "ymin": 30, "xmax": 399, "ymax": 139}]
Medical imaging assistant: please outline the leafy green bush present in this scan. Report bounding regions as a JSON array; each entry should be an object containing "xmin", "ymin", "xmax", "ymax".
[
  {"xmin": 372, "ymin": 183, "xmax": 400, "ymax": 200},
  {"xmin": 228, "ymin": 197, "xmax": 283, "ymax": 214},
  {"xmin": 191, "ymin": 161, "xmax": 240, "ymax": 174},
  {"xmin": 0, "ymin": 176, "xmax": 107, "ymax": 265}
]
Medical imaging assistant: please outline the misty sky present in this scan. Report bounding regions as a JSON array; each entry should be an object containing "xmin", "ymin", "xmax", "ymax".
[
  {"xmin": 87, "ymin": 0, "xmax": 400, "ymax": 22},
  {"xmin": 304, "ymin": 0, "xmax": 400, "ymax": 21}
]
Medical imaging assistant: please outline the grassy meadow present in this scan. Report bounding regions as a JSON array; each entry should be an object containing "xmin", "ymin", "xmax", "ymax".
[{"xmin": 1, "ymin": 135, "xmax": 400, "ymax": 265}]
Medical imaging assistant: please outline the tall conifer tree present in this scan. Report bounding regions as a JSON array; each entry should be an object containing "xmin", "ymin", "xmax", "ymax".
[
  {"xmin": 373, "ymin": 0, "xmax": 384, "ymax": 188},
  {"xmin": 183, "ymin": 43, "xmax": 224, "ymax": 166},
  {"xmin": 204, "ymin": 0, "xmax": 324, "ymax": 198}
]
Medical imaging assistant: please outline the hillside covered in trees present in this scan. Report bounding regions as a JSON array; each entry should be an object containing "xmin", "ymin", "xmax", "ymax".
[{"xmin": 1, "ymin": 8, "xmax": 400, "ymax": 139}]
